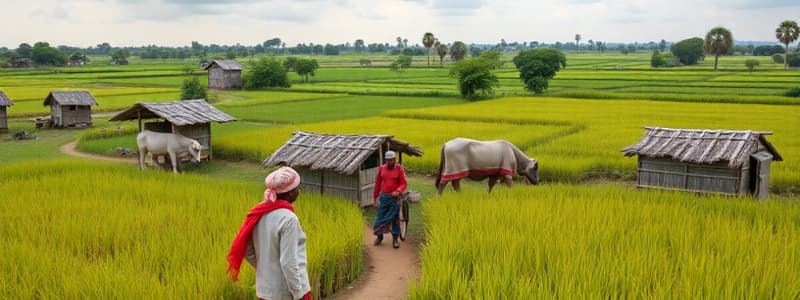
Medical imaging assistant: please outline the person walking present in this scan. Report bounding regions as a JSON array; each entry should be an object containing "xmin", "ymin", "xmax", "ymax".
[
  {"xmin": 227, "ymin": 167, "xmax": 312, "ymax": 300},
  {"xmin": 372, "ymin": 150, "xmax": 408, "ymax": 249}
]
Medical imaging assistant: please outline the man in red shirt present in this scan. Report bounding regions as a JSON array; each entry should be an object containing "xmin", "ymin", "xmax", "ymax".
[{"xmin": 372, "ymin": 150, "xmax": 407, "ymax": 249}]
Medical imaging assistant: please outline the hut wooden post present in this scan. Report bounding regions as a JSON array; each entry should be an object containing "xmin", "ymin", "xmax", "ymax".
[{"xmin": 137, "ymin": 110, "xmax": 142, "ymax": 132}]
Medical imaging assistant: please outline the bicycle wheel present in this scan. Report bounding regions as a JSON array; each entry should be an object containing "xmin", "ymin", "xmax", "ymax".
[{"xmin": 399, "ymin": 200, "xmax": 409, "ymax": 241}]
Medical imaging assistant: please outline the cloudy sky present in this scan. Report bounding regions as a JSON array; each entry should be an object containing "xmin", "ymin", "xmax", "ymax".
[{"xmin": 1, "ymin": 0, "xmax": 798, "ymax": 48}]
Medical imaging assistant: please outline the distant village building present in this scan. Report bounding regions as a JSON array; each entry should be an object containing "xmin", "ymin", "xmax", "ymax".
[
  {"xmin": 622, "ymin": 127, "xmax": 782, "ymax": 199},
  {"xmin": 0, "ymin": 91, "xmax": 13, "ymax": 132},
  {"xmin": 110, "ymin": 59, "xmax": 128, "ymax": 65},
  {"xmin": 43, "ymin": 91, "xmax": 98, "ymax": 128},
  {"xmin": 10, "ymin": 58, "xmax": 34, "ymax": 68},
  {"xmin": 67, "ymin": 59, "xmax": 86, "ymax": 67},
  {"xmin": 204, "ymin": 59, "xmax": 244, "ymax": 90},
  {"xmin": 263, "ymin": 131, "xmax": 423, "ymax": 206},
  {"xmin": 110, "ymin": 99, "xmax": 236, "ymax": 160}
]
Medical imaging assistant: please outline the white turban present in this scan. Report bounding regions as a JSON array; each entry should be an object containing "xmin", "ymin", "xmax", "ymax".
[{"xmin": 263, "ymin": 167, "xmax": 300, "ymax": 202}]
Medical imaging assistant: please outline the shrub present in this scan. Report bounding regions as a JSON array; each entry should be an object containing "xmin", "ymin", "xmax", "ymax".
[
  {"xmin": 786, "ymin": 87, "xmax": 800, "ymax": 97},
  {"xmin": 773, "ymin": 54, "xmax": 785, "ymax": 64},
  {"xmin": 651, "ymin": 51, "xmax": 666, "ymax": 68},
  {"xmin": 244, "ymin": 57, "xmax": 290, "ymax": 89},
  {"xmin": 180, "ymin": 77, "xmax": 207, "ymax": 100},
  {"xmin": 449, "ymin": 57, "xmax": 499, "ymax": 100},
  {"xmin": 512, "ymin": 48, "xmax": 567, "ymax": 94},
  {"xmin": 744, "ymin": 59, "xmax": 760, "ymax": 74}
]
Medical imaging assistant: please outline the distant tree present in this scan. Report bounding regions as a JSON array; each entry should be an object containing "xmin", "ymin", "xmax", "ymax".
[
  {"xmin": 512, "ymin": 48, "xmax": 567, "ymax": 94},
  {"xmin": 31, "ymin": 42, "xmax": 67, "ymax": 66},
  {"xmin": 359, "ymin": 59, "xmax": 371, "ymax": 66},
  {"xmin": 16, "ymin": 43, "xmax": 32, "ymax": 58},
  {"xmin": 449, "ymin": 57, "xmax": 499, "ymax": 99},
  {"xmin": 69, "ymin": 52, "xmax": 86, "ymax": 62},
  {"xmin": 180, "ymin": 77, "xmax": 207, "ymax": 100},
  {"xmin": 478, "ymin": 50, "xmax": 504, "ymax": 69},
  {"xmin": 772, "ymin": 54, "xmax": 785, "ymax": 64},
  {"xmin": 671, "ymin": 37, "xmax": 704, "ymax": 65},
  {"xmin": 225, "ymin": 51, "xmax": 236, "ymax": 59},
  {"xmin": 423, "ymin": 32, "xmax": 435, "ymax": 66},
  {"xmin": 244, "ymin": 57, "xmax": 290, "ymax": 89},
  {"xmin": 323, "ymin": 44, "xmax": 339, "ymax": 55},
  {"xmin": 389, "ymin": 55, "xmax": 412, "ymax": 78},
  {"xmin": 283, "ymin": 57, "xmax": 297, "ymax": 71},
  {"xmin": 295, "ymin": 58, "xmax": 319, "ymax": 82},
  {"xmin": 396, "ymin": 37, "xmax": 403, "ymax": 48},
  {"xmin": 596, "ymin": 41, "xmax": 606, "ymax": 53},
  {"xmin": 587, "ymin": 39, "xmax": 594, "ymax": 51},
  {"xmin": 651, "ymin": 50, "xmax": 667, "ymax": 68},
  {"xmin": 744, "ymin": 59, "xmax": 760, "ymax": 75},
  {"xmin": 469, "ymin": 45, "xmax": 483, "ymax": 57},
  {"xmin": 753, "ymin": 45, "xmax": 785, "ymax": 56},
  {"xmin": 354, "ymin": 39, "xmax": 365, "ymax": 53},
  {"xmin": 704, "ymin": 26, "xmax": 734, "ymax": 71},
  {"xmin": 575, "ymin": 34, "xmax": 581, "ymax": 51},
  {"xmin": 435, "ymin": 41, "xmax": 448, "ymax": 66},
  {"xmin": 313, "ymin": 44, "xmax": 324, "ymax": 55},
  {"xmin": 776, "ymin": 20, "xmax": 800, "ymax": 70},
  {"xmin": 450, "ymin": 41, "xmax": 467, "ymax": 62}
]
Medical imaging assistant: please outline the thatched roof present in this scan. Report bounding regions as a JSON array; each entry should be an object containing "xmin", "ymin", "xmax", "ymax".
[
  {"xmin": 109, "ymin": 99, "xmax": 236, "ymax": 126},
  {"xmin": 203, "ymin": 59, "xmax": 244, "ymax": 71},
  {"xmin": 43, "ymin": 91, "xmax": 98, "ymax": 106},
  {"xmin": 0, "ymin": 91, "xmax": 12, "ymax": 106},
  {"xmin": 622, "ymin": 126, "xmax": 782, "ymax": 168},
  {"xmin": 263, "ymin": 131, "xmax": 423, "ymax": 174}
]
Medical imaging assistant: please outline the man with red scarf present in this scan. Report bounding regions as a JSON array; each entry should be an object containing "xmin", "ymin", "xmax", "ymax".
[
  {"xmin": 227, "ymin": 167, "xmax": 312, "ymax": 300},
  {"xmin": 372, "ymin": 150, "xmax": 408, "ymax": 249}
]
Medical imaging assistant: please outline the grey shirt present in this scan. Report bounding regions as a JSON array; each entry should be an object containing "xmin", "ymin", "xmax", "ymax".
[{"xmin": 245, "ymin": 208, "xmax": 311, "ymax": 300}]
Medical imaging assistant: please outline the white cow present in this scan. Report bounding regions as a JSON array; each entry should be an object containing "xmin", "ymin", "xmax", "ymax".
[{"xmin": 136, "ymin": 130, "xmax": 202, "ymax": 173}]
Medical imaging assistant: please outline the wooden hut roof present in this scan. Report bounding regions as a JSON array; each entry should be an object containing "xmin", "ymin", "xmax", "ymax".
[
  {"xmin": 109, "ymin": 99, "xmax": 236, "ymax": 126},
  {"xmin": 0, "ymin": 91, "xmax": 12, "ymax": 106},
  {"xmin": 43, "ymin": 91, "xmax": 98, "ymax": 106},
  {"xmin": 203, "ymin": 59, "xmax": 244, "ymax": 71},
  {"xmin": 263, "ymin": 131, "xmax": 423, "ymax": 174},
  {"xmin": 621, "ymin": 126, "xmax": 782, "ymax": 168}
]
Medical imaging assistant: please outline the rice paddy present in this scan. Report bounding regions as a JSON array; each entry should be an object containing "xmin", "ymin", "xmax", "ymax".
[{"xmin": 0, "ymin": 160, "xmax": 363, "ymax": 299}]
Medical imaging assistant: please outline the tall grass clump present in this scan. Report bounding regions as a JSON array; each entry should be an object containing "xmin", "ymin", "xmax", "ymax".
[
  {"xmin": 0, "ymin": 160, "xmax": 362, "ymax": 299},
  {"xmin": 411, "ymin": 186, "xmax": 800, "ymax": 299}
]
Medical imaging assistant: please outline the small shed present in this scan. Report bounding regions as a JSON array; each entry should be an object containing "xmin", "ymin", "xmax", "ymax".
[
  {"xmin": 10, "ymin": 58, "xmax": 34, "ymax": 68},
  {"xmin": 43, "ymin": 91, "xmax": 98, "ymax": 128},
  {"xmin": 263, "ymin": 131, "xmax": 423, "ymax": 207},
  {"xmin": 109, "ymin": 99, "xmax": 236, "ymax": 160},
  {"xmin": 0, "ymin": 91, "xmax": 13, "ymax": 132},
  {"xmin": 204, "ymin": 59, "xmax": 244, "ymax": 90},
  {"xmin": 622, "ymin": 127, "xmax": 782, "ymax": 199}
]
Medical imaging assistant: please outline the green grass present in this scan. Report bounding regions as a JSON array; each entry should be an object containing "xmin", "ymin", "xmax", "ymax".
[{"xmin": 412, "ymin": 185, "xmax": 800, "ymax": 299}]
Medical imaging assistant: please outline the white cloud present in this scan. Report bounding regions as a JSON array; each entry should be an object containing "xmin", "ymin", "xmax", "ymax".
[{"xmin": 0, "ymin": 0, "xmax": 796, "ymax": 47}]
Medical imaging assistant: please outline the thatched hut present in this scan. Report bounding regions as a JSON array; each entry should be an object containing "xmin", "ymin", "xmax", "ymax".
[
  {"xmin": 263, "ymin": 131, "xmax": 423, "ymax": 206},
  {"xmin": 43, "ymin": 91, "xmax": 98, "ymax": 128},
  {"xmin": 110, "ymin": 99, "xmax": 236, "ymax": 160},
  {"xmin": 0, "ymin": 91, "xmax": 13, "ymax": 132},
  {"xmin": 204, "ymin": 59, "xmax": 244, "ymax": 90},
  {"xmin": 622, "ymin": 127, "xmax": 782, "ymax": 199}
]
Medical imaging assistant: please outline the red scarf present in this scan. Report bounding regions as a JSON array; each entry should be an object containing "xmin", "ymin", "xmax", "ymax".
[{"xmin": 226, "ymin": 199, "xmax": 294, "ymax": 282}]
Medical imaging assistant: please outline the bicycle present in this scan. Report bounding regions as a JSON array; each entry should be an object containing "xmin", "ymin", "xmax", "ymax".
[{"xmin": 397, "ymin": 191, "xmax": 410, "ymax": 241}]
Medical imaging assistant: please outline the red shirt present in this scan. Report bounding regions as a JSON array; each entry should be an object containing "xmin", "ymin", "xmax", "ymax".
[{"xmin": 373, "ymin": 164, "xmax": 408, "ymax": 200}]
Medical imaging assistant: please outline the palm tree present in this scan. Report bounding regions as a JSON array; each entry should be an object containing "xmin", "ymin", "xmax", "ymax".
[
  {"xmin": 396, "ymin": 37, "xmax": 403, "ymax": 48},
  {"xmin": 423, "ymin": 32, "xmax": 435, "ymax": 67},
  {"xmin": 776, "ymin": 20, "xmax": 800, "ymax": 70},
  {"xmin": 704, "ymin": 26, "xmax": 733, "ymax": 71},
  {"xmin": 450, "ymin": 41, "xmax": 467, "ymax": 62},
  {"xmin": 403, "ymin": 38, "xmax": 408, "ymax": 48},
  {"xmin": 575, "ymin": 34, "xmax": 581, "ymax": 51},
  {"xmin": 436, "ymin": 41, "xmax": 448, "ymax": 66}
]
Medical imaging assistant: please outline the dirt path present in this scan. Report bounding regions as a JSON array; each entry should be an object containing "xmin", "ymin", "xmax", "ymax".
[
  {"xmin": 59, "ymin": 141, "xmax": 138, "ymax": 164},
  {"xmin": 330, "ymin": 224, "xmax": 421, "ymax": 300}
]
